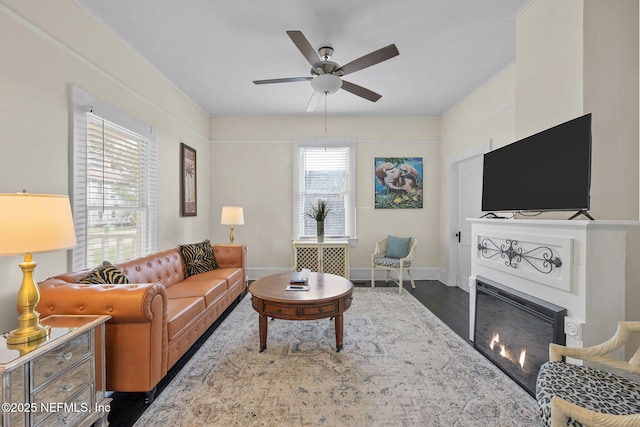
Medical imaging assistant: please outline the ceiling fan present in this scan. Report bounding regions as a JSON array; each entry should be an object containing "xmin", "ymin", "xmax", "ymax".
[{"xmin": 253, "ymin": 30, "xmax": 399, "ymax": 112}]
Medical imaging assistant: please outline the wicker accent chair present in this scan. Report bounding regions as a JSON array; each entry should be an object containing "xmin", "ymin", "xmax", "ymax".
[
  {"xmin": 536, "ymin": 321, "xmax": 640, "ymax": 427},
  {"xmin": 371, "ymin": 236, "xmax": 416, "ymax": 294}
]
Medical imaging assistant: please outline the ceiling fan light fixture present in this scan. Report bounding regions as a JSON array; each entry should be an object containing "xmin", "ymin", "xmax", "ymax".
[
  {"xmin": 311, "ymin": 74, "xmax": 342, "ymax": 95},
  {"xmin": 254, "ymin": 31, "xmax": 398, "ymax": 109}
]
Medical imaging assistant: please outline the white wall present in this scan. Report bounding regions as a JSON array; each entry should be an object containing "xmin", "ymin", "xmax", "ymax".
[
  {"xmin": 210, "ymin": 116, "xmax": 442, "ymax": 280},
  {"xmin": 0, "ymin": 0, "xmax": 211, "ymax": 331},
  {"xmin": 583, "ymin": 0, "xmax": 639, "ymax": 221},
  {"xmin": 439, "ymin": 65, "xmax": 517, "ymax": 271},
  {"xmin": 441, "ymin": 65, "xmax": 516, "ymax": 154},
  {"xmin": 515, "ymin": 0, "xmax": 585, "ymax": 138}
]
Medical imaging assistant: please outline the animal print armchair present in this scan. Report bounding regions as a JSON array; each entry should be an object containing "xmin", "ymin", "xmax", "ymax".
[{"xmin": 536, "ymin": 321, "xmax": 640, "ymax": 427}]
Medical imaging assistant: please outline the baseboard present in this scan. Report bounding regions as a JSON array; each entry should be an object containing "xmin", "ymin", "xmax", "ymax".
[
  {"xmin": 247, "ymin": 267, "xmax": 292, "ymax": 281},
  {"xmin": 350, "ymin": 267, "xmax": 446, "ymax": 282},
  {"xmin": 247, "ymin": 266, "xmax": 448, "ymax": 283}
]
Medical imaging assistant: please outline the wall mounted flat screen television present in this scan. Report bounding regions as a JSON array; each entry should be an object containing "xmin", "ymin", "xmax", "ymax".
[{"xmin": 481, "ymin": 113, "xmax": 592, "ymax": 215}]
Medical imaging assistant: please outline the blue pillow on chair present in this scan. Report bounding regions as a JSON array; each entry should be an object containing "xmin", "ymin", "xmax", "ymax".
[{"xmin": 385, "ymin": 236, "xmax": 411, "ymax": 258}]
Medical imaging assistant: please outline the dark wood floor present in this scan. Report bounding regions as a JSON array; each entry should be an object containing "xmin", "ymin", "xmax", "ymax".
[
  {"xmin": 377, "ymin": 279, "xmax": 470, "ymax": 341},
  {"xmin": 107, "ymin": 279, "xmax": 469, "ymax": 426}
]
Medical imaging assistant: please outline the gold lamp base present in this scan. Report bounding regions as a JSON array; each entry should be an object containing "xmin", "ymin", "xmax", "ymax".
[
  {"xmin": 7, "ymin": 335, "xmax": 48, "ymax": 356},
  {"xmin": 6, "ymin": 324, "xmax": 50, "ymax": 345},
  {"xmin": 6, "ymin": 253, "xmax": 51, "ymax": 345},
  {"xmin": 229, "ymin": 225, "xmax": 236, "ymax": 244}
]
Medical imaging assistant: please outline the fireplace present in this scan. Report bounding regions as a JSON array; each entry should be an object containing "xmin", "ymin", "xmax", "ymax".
[{"xmin": 473, "ymin": 277, "xmax": 566, "ymax": 396}]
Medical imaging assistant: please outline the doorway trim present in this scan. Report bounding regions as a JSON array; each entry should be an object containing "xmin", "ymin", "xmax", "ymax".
[{"xmin": 446, "ymin": 140, "xmax": 491, "ymax": 288}]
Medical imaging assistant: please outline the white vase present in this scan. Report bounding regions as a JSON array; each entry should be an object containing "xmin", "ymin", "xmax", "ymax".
[{"xmin": 316, "ymin": 220, "xmax": 324, "ymax": 242}]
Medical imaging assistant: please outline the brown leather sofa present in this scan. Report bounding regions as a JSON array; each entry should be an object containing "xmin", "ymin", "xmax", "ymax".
[{"xmin": 37, "ymin": 243, "xmax": 247, "ymax": 402}]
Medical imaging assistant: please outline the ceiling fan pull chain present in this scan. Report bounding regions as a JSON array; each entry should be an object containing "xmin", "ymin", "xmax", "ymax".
[{"xmin": 324, "ymin": 94, "xmax": 328, "ymax": 150}]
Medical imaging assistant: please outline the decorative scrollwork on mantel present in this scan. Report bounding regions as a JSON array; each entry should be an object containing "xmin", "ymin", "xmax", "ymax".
[{"xmin": 477, "ymin": 238, "xmax": 562, "ymax": 274}]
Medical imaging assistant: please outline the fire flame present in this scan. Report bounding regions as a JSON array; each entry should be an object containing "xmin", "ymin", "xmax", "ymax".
[
  {"xmin": 489, "ymin": 333, "xmax": 499, "ymax": 350},
  {"xmin": 487, "ymin": 333, "xmax": 527, "ymax": 371},
  {"xmin": 519, "ymin": 349, "xmax": 526, "ymax": 368}
]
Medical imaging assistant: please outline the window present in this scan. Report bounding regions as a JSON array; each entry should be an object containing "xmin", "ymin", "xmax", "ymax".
[
  {"xmin": 69, "ymin": 85, "xmax": 158, "ymax": 270},
  {"xmin": 293, "ymin": 139, "xmax": 356, "ymax": 241}
]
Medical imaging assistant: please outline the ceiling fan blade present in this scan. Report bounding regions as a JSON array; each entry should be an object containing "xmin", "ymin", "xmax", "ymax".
[
  {"xmin": 253, "ymin": 77, "xmax": 313, "ymax": 85},
  {"xmin": 305, "ymin": 91, "xmax": 323, "ymax": 112},
  {"xmin": 341, "ymin": 80, "xmax": 382, "ymax": 102},
  {"xmin": 338, "ymin": 44, "xmax": 399, "ymax": 76},
  {"xmin": 286, "ymin": 30, "xmax": 322, "ymax": 68}
]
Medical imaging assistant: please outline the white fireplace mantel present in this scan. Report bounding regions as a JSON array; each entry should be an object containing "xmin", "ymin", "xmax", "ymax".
[{"xmin": 468, "ymin": 218, "xmax": 638, "ymax": 350}]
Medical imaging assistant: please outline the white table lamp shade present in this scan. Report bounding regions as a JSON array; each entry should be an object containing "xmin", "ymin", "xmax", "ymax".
[
  {"xmin": 0, "ymin": 193, "xmax": 77, "ymax": 256},
  {"xmin": 0, "ymin": 192, "xmax": 77, "ymax": 345},
  {"xmin": 221, "ymin": 206, "xmax": 244, "ymax": 225}
]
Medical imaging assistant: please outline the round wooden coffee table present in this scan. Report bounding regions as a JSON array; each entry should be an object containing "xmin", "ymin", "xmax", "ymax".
[{"xmin": 248, "ymin": 272, "xmax": 354, "ymax": 352}]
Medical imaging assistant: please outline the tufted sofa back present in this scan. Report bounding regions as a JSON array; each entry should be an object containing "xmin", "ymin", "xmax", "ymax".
[
  {"xmin": 116, "ymin": 248, "xmax": 185, "ymax": 288},
  {"xmin": 48, "ymin": 244, "xmax": 243, "ymax": 289}
]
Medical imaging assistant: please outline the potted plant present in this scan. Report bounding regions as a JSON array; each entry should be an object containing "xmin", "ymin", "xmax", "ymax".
[{"xmin": 305, "ymin": 199, "xmax": 331, "ymax": 242}]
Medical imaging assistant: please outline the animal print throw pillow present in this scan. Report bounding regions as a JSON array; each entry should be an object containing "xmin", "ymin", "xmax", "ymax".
[
  {"xmin": 77, "ymin": 261, "xmax": 130, "ymax": 285},
  {"xmin": 178, "ymin": 239, "xmax": 218, "ymax": 278}
]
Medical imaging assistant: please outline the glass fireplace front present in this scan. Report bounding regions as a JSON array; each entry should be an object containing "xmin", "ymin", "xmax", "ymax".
[{"xmin": 473, "ymin": 277, "xmax": 566, "ymax": 396}]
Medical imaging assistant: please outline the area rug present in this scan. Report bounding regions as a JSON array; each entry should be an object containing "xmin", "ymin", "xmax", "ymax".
[{"xmin": 134, "ymin": 288, "xmax": 543, "ymax": 426}]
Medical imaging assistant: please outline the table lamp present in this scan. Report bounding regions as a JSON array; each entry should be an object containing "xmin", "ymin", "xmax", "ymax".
[
  {"xmin": 220, "ymin": 206, "xmax": 244, "ymax": 244},
  {"xmin": 0, "ymin": 193, "xmax": 77, "ymax": 344}
]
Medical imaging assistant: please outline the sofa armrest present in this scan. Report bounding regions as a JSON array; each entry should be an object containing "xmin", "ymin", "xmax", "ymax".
[
  {"xmin": 37, "ymin": 279, "xmax": 167, "ymax": 323},
  {"xmin": 38, "ymin": 279, "xmax": 169, "ymax": 393},
  {"xmin": 213, "ymin": 244, "xmax": 247, "ymax": 271}
]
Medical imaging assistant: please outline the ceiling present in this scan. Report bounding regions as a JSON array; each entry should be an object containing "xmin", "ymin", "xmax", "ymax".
[{"xmin": 76, "ymin": 0, "xmax": 530, "ymax": 117}]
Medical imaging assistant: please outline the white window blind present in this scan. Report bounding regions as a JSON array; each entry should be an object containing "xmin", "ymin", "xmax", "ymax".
[
  {"xmin": 293, "ymin": 140, "xmax": 356, "ymax": 240},
  {"xmin": 70, "ymin": 85, "xmax": 158, "ymax": 270}
]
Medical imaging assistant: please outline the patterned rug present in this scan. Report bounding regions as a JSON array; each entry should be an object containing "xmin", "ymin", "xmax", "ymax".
[{"xmin": 134, "ymin": 288, "xmax": 543, "ymax": 426}]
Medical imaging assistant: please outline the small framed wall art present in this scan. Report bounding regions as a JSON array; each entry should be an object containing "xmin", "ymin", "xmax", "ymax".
[
  {"xmin": 180, "ymin": 142, "xmax": 197, "ymax": 216},
  {"xmin": 374, "ymin": 157, "xmax": 423, "ymax": 209}
]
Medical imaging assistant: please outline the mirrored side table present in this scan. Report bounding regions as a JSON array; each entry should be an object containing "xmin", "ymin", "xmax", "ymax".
[{"xmin": 1, "ymin": 315, "xmax": 111, "ymax": 427}]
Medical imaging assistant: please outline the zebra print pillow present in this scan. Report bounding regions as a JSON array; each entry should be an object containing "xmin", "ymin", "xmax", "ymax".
[
  {"xmin": 77, "ymin": 261, "xmax": 130, "ymax": 285},
  {"xmin": 178, "ymin": 239, "xmax": 218, "ymax": 278}
]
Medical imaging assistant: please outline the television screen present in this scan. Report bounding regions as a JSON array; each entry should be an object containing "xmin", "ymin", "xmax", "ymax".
[{"xmin": 481, "ymin": 113, "xmax": 592, "ymax": 213}]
